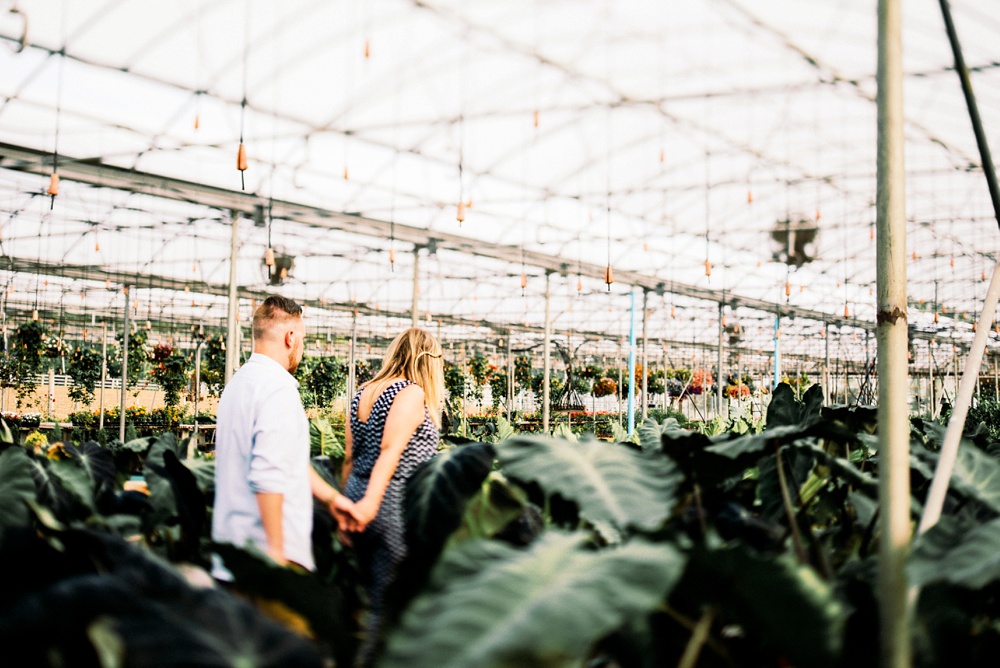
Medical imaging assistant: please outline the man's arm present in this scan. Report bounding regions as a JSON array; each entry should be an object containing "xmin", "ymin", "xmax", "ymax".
[{"xmin": 255, "ymin": 492, "xmax": 286, "ymax": 565}]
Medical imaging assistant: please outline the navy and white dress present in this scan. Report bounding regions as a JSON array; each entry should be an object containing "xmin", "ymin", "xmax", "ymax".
[{"xmin": 344, "ymin": 379, "xmax": 439, "ymax": 637}]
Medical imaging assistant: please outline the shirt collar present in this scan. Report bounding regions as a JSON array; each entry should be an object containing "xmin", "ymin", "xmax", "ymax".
[{"xmin": 248, "ymin": 352, "xmax": 299, "ymax": 387}]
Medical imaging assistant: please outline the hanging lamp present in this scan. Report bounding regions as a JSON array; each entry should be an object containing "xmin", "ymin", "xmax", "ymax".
[
  {"xmin": 264, "ymin": 247, "xmax": 275, "ymax": 267},
  {"xmin": 604, "ymin": 264, "xmax": 614, "ymax": 289}
]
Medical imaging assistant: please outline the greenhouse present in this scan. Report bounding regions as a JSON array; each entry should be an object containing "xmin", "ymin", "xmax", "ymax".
[{"xmin": 1, "ymin": 0, "xmax": 999, "ymax": 666}]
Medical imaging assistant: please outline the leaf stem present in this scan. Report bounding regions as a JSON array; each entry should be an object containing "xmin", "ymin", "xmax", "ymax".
[
  {"xmin": 677, "ymin": 606, "xmax": 717, "ymax": 668},
  {"xmin": 775, "ymin": 447, "xmax": 809, "ymax": 566}
]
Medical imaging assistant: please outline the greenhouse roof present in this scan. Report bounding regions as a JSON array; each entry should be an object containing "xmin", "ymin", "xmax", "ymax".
[{"xmin": 1, "ymin": 0, "xmax": 999, "ymax": 366}]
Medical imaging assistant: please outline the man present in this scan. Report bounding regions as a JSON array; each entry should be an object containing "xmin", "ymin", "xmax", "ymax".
[{"xmin": 212, "ymin": 295, "xmax": 356, "ymax": 580}]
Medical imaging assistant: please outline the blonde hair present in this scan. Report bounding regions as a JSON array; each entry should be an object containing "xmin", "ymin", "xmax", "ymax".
[{"xmin": 362, "ymin": 328, "xmax": 445, "ymax": 428}]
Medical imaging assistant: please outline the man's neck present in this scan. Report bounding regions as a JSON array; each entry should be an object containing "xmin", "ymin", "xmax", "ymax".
[{"xmin": 253, "ymin": 346, "xmax": 291, "ymax": 373}]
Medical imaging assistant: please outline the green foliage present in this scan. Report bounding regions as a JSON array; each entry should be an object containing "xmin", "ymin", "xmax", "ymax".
[
  {"xmin": 498, "ymin": 435, "xmax": 680, "ymax": 535},
  {"xmin": 383, "ymin": 532, "xmax": 687, "ymax": 668},
  {"xmin": 199, "ymin": 334, "xmax": 227, "ymax": 397},
  {"xmin": 488, "ymin": 367, "xmax": 508, "ymax": 412},
  {"xmin": 306, "ymin": 356, "xmax": 347, "ymax": 410},
  {"xmin": 6, "ymin": 377, "xmax": 1000, "ymax": 667},
  {"xmin": 66, "ymin": 345, "xmax": 104, "ymax": 405},
  {"xmin": 112, "ymin": 327, "xmax": 151, "ymax": 390},
  {"xmin": 443, "ymin": 361, "xmax": 467, "ymax": 416},
  {"xmin": 513, "ymin": 355, "xmax": 532, "ymax": 389},
  {"xmin": 149, "ymin": 343, "xmax": 189, "ymax": 407},
  {"xmin": 1, "ymin": 321, "xmax": 52, "ymax": 403},
  {"xmin": 309, "ymin": 418, "xmax": 343, "ymax": 459}
]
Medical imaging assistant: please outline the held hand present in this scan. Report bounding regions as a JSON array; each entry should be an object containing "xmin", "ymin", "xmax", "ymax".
[
  {"xmin": 350, "ymin": 496, "xmax": 381, "ymax": 532},
  {"xmin": 328, "ymin": 494, "xmax": 364, "ymax": 533}
]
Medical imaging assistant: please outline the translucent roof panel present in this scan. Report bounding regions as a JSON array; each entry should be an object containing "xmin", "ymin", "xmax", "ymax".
[{"xmin": 1, "ymin": 0, "xmax": 999, "ymax": 363}]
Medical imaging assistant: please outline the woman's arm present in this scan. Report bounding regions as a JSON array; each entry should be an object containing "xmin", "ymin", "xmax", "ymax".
[
  {"xmin": 341, "ymin": 415, "xmax": 354, "ymax": 487},
  {"xmin": 353, "ymin": 384, "xmax": 425, "ymax": 527}
]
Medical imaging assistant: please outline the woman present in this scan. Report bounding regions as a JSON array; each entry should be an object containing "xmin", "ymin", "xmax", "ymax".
[{"xmin": 341, "ymin": 327, "xmax": 443, "ymax": 654}]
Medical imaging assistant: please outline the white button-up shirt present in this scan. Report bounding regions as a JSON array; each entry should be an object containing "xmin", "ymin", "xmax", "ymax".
[{"xmin": 211, "ymin": 353, "xmax": 314, "ymax": 580}]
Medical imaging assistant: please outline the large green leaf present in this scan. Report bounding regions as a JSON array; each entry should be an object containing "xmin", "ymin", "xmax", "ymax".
[
  {"xmin": 766, "ymin": 383, "xmax": 825, "ymax": 429},
  {"xmin": 450, "ymin": 472, "xmax": 526, "ymax": 544},
  {"xmin": 47, "ymin": 459, "xmax": 96, "ymax": 513},
  {"xmin": 404, "ymin": 442, "xmax": 496, "ymax": 566},
  {"xmin": 309, "ymin": 418, "xmax": 343, "ymax": 459},
  {"xmin": 65, "ymin": 441, "xmax": 116, "ymax": 495},
  {"xmin": 382, "ymin": 532, "xmax": 687, "ymax": 668},
  {"xmin": 678, "ymin": 544, "xmax": 844, "ymax": 668},
  {"xmin": 0, "ymin": 447, "xmax": 37, "ymax": 541},
  {"xmin": 495, "ymin": 416, "xmax": 515, "ymax": 443},
  {"xmin": 497, "ymin": 435, "xmax": 680, "ymax": 532},
  {"xmin": 636, "ymin": 417, "xmax": 686, "ymax": 454},
  {"xmin": 913, "ymin": 437, "xmax": 1000, "ymax": 514},
  {"xmin": 909, "ymin": 515, "xmax": 1000, "ymax": 589}
]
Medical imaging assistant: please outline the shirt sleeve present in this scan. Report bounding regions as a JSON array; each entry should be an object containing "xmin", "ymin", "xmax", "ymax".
[{"xmin": 247, "ymin": 386, "xmax": 299, "ymax": 494}]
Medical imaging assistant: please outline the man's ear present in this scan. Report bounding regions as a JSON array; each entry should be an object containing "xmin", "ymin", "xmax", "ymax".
[{"xmin": 284, "ymin": 329, "xmax": 295, "ymax": 349}]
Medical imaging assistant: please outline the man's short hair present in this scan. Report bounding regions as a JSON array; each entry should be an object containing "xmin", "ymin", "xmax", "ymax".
[{"xmin": 252, "ymin": 296, "xmax": 303, "ymax": 341}]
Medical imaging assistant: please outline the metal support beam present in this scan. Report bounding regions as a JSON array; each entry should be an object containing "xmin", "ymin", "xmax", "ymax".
[
  {"xmin": 224, "ymin": 211, "xmax": 240, "ymax": 384},
  {"xmin": 542, "ymin": 272, "xmax": 552, "ymax": 433},
  {"xmin": 0, "ymin": 141, "xmax": 886, "ymax": 334},
  {"xmin": 641, "ymin": 290, "xmax": 649, "ymax": 421},
  {"xmin": 717, "ymin": 303, "xmax": 724, "ymax": 417}
]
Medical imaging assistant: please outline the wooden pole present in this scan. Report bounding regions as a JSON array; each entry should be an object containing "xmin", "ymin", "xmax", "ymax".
[
  {"xmin": 119, "ymin": 287, "xmax": 130, "ymax": 443},
  {"xmin": 875, "ymin": 0, "xmax": 912, "ymax": 664},
  {"xmin": 224, "ymin": 210, "xmax": 240, "ymax": 384},
  {"xmin": 411, "ymin": 246, "xmax": 420, "ymax": 329},
  {"xmin": 98, "ymin": 323, "xmax": 107, "ymax": 432}
]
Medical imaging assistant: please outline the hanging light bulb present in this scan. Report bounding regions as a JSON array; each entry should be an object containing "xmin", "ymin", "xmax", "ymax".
[
  {"xmin": 983, "ymin": 270, "xmax": 988, "ymax": 281},
  {"xmin": 47, "ymin": 173, "xmax": 59, "ymax": 198},
  {"xmin": 973, "ymin": 322, "xmax": 978, "ymax": 333},
  {"xmin": 389, "ymin": 247, "xmax": 396, "ymax": 266},
  {"xmin": 800, "ymin": 285, "xmax": 805, "ymax": 293},
  {"xmin": 264, "ymin": 247, "xmax": 275, "ymax": 267},
  {"xmin": 193, "ymin": 262, "xmax": 198, "ymax": 273},
  {"xmin": 194, "ymin": 115, "xmax": 200, "ymax": 130},
  {"xmin": 912, "ymin": 250, "xmax": 918, "ymax": 261},
  {"xmin": 671, "ymin": 305, "xmax": 676, "ymax": 318},
  {"xmin": 870, "ymin": 226, "xmax": 875, "ymax": 240},
  {"xmin": 520, "ymin": 273, "xmax": 528, "ymax": 290},
  {"xmin": 145, "ymin": 320, "xmax": 152, "ymax": 330},
  {"xmin": 237, "ymin": 143, "xmax": 248, "ymax": 185},
  {"xmin": 577, "ymin": 276, "xmax": 582, "ymax": 292},
  {"xmin": 95, "ymin": 241, "xmax": 100, "ymax": 252},
  {"xmin": 31, "ymin": 309, "xmax": 39, "ymax": 321},
  {"xmin": 343, "ymin": 166, "xmax": 349, "ymax": 180},
  {"xmin": 815, "ymin": 208, "xmax": 821, "ymax": 221},
  {"xmin": 533, "ymin": 110, "xmax": 539, "ymax": 127},
  {"xmin": 106, "ymin": 279, "xmax": 111, "ymax": 290},
  {"xmin": 747, "ymin": 190, "xmax": 753, "ymax": 204},
  {"xmin": 844, "ymin": 304, "xmax": 850, "ymax": 318},
  {"xmin": 604, "ymin": 265, "xmax": 614, "ymax": 289},
  {"xmin": 785, "ymin": 282, "xmax": 791, "ymax": 297},
  {"xmin": 950, "ymin": 257, "xmax": 955, "ymax": 268},
  {"xmin": 721, "ymin": 314, "xmax": 727, "ymax": 327},
  {"xmin": 184, "ymin": 286, "xmax": 190, "ymax": 293},
  {"xmin": 364, "ymin": 38, "xmax": 371, "ymax": 59},
  {"xmin": 456, "ymin": 200, "xmax": 466, "ymax": 223},
  {"xmin": 642, "ymin": 242, "xmax": 648, "ymax": 252},
  {"xmin": 704, "ymin": 259, "xmax": 711, "ymax": 277},
  {"xmin": 756, "ymin": 259, "xmax": 761, "ymax": 268},
  {"xmin": 279, "ymin": 266, "xmax": 288, "ymax": 279}
]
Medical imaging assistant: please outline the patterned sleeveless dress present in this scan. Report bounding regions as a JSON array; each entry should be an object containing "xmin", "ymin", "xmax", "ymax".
[{"xmin": 344, "ymin": 379, "xmax": 439, "ymax": 643}]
